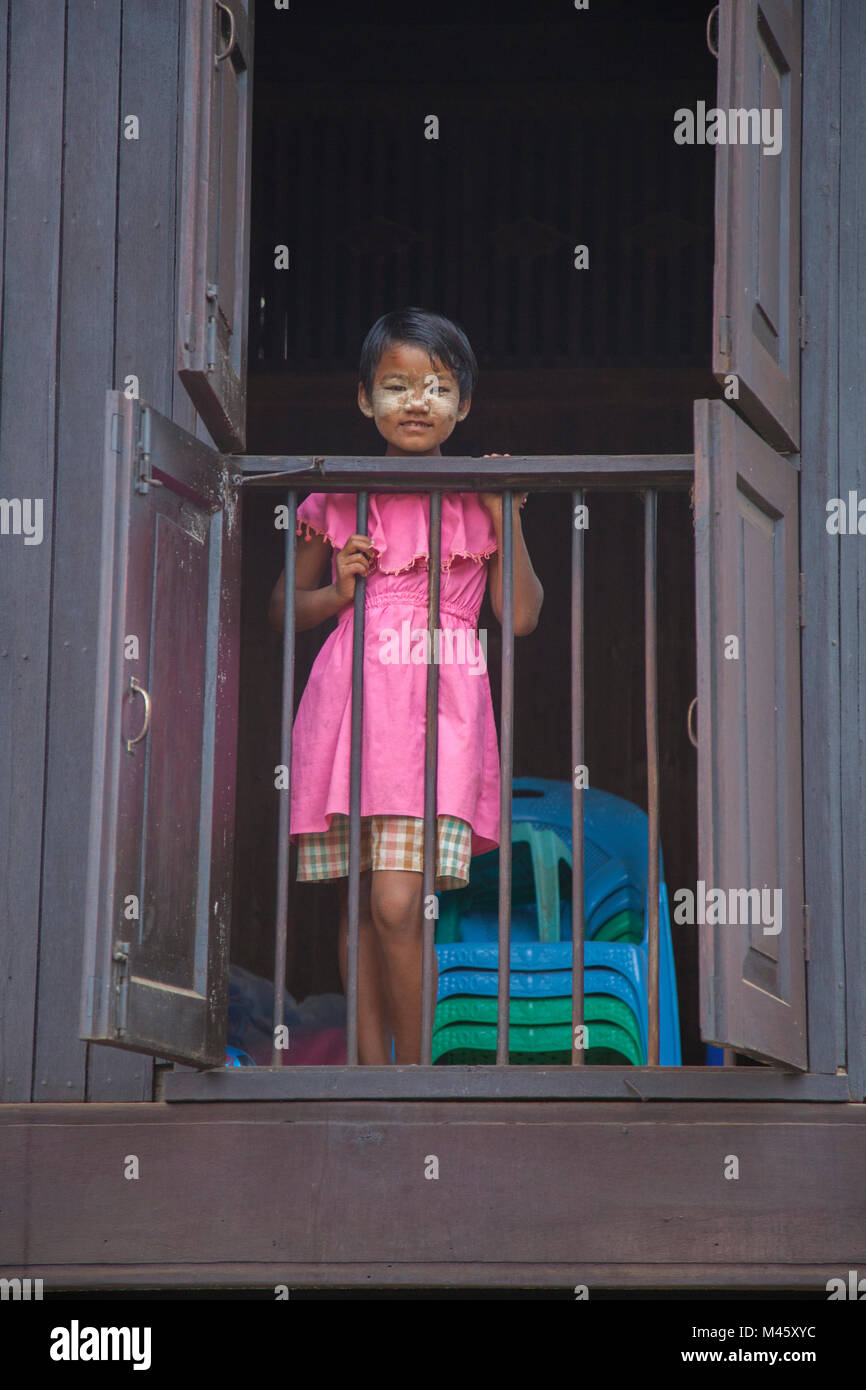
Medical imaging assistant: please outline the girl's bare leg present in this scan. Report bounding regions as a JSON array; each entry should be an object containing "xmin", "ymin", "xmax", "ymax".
[
  {"xmin": 369, "ymin": 868, "xmax": 438, "ymax": 1065},
  {"xmin": 337, "ymin": 871, "xmax": 392, "ymax": 1064}
]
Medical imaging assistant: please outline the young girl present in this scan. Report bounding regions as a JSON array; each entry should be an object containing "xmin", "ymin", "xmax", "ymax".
[{"xmin": 269, "ymin": 308, "xmax": 543, "ymax": 1065}]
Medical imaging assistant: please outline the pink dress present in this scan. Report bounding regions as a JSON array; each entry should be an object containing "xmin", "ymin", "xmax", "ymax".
[{"xmin": 289, "ymin": 491, "xmax": 522, "ymax": 859}]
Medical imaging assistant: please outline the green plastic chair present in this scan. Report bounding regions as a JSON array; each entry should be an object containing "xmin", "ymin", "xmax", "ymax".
[
  {"xmin": 433, "ymin": 992, "xmax": 643, "ymax": 1058},
  {"xmin": 514, "ymin": 824, "xmax": 566, "ymax": 941},
  {"xmin": 593, "ymin": 908, "xmax": 643, "ymax": 943},
  {"xmin": 431, "ymin": 1019, "xmax": 643, "ymax": 1066},
  {"xmin": 437, "ymin": 1047, "xmax": 639, "ymax": 1065}
]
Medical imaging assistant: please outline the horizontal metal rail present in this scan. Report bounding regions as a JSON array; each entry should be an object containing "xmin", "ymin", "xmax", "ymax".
[{"xmin": 239, "ymin": 454, "xmax": 694, "ymax": 490}]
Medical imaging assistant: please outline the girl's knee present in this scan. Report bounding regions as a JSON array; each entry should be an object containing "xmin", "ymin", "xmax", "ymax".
[{"xmin": 370, "ymin": 871, "xmax": 423, "ymax": 938}]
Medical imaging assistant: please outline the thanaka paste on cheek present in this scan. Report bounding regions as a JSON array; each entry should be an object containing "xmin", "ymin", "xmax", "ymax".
[{"xmin": 370, "ymin": 373, "xmax": 460, "ymax": 426}]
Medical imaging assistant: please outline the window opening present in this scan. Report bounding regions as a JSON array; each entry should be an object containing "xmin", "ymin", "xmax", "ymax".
[{"xmin": 223, "ymin": 0, "xmax": 744, "ymax": 1079}]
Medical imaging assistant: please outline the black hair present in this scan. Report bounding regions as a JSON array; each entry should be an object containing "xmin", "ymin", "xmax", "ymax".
[{"xmin": 359, "ymin": 307, "xmax": 479, "ymax": 405}]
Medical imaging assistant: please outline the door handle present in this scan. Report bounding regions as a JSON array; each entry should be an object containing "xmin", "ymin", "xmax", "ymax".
[
  {"xmin": 125, "ymin": 676, "xmax": 152, "ymax": 754},
  {"xmin": 215, "ymin": 1, "xmax": 236, "ymax": 63}
]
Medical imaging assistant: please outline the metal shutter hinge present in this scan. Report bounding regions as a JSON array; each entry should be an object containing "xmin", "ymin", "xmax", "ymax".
[
  {"xmin": 110, "ymin": 412, "xmax": 123, "ymax": 454},
  {"xmin": 135, "ymin": 405, "xmax": 163, "ymax": 494},
  {"xmin": 205, "ymin": 284, "xmax": 219, "ymax": 371},
  {"xmin": 206, "ymin": 316, "xmax": 217, "ymax": 372},
  {"xmin": 112, "ymin": 942, "xmax": 130, "ymax": 1034},
  {"xmin": 718, "ymin": 315, "xmax": 731, "ymax": 358}
]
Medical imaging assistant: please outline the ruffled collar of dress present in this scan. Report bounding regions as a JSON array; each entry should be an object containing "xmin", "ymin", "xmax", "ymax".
[{"xmin": 297, "ymin": 491, "xmax": 516, "ymax": 575}]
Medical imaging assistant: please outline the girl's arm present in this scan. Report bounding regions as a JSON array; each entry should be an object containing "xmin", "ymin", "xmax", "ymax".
[
  {"xmin": 268, "ymin": 530, "xmax": 374, "ymax": 633},
  {"xmin": 481, "ymin": 484, "xmax": 544, "ymax": 637}
]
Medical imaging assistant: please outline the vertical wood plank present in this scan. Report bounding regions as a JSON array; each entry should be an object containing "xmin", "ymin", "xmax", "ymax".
[
  {"xmin": 90, "ymin": 0, "xmax": 186, "ymax": 1098},
  {"xmin": 31, "ymin": 0, "xmax": 146, "ymax": 1104},
  {"xmin": 169, "ymin": 0, "xmax": 198, "ymax": 438},
  {"xmin": 838, "ymin": 0, "xmax": 866, "ymax": 1100},
  {"xmin": 0, "ymin": 0, "xmax": 9, "ymax": 356},
  {"xmin": 0, "ymin": 0, "xmax": 65, "ymax": 1101},
  {"xmin": 115, "ymin": 0, "xmax": 182, "ymax": 420},
  {"xmin": 799, "ymin": 0, "xmax": 846, "ymax": 1078}
]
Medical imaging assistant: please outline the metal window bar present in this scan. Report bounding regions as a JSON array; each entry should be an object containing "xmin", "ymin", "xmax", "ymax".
[
  {"xmin": 271, "ymin": 489, "xmax": 296, "ymax": 1066},
  {"xmin": 345, "ymin": 491, "xmax": 370, "ymax": 1065},
  {"xmin": 498, "ymin": 492, "xmax": 514, "ymax": 1064},
  {"xmin": 644, "ymin": 490, "xmax": 661, "ymax": 1067},
  {"xmin": 253, "ymin": 455, "xmax": 693, "ymax": 1075},
  {"xmin": 420, "ymin": 493, "xmax": 442, "ymax": 1065},
  {"xmin": 571, "ymin": 488, "xmax": 585, "ymax": 1066}
]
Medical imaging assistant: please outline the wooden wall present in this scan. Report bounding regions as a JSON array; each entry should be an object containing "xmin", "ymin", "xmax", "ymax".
[
  {"xmin": 836, "ymin": 1, "xmax": 866, "ymax": 1101},
  {"xmin": 800, "ymin": 0, "xmax": 866, "ymax": 1097},
  {"xmin": 1, "ymin": 0, "xmax": 863, "ymax": 1107},
  {"xmin": 3, "ymin": 1098, "xmax": 865, "ymax": 1289},
  {"xmin": 0, "ymin": 0, "xmax": 211, "ymax": 1102}
]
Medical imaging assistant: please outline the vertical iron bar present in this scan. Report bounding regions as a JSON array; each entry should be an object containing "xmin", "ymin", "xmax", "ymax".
[
  {"xmin": 497, "ymin": 490, "xmax": 515, "ymax": 1065},
  {"xmin": 346, "ymin": 490, "xmax": 369, "ymax": 1066},
  {"xmin": 570, "ymin": 489, "xmax": 585, "ymax": 1066},
  {"xmin": 272, "ymin": 490, "xmax": 297, "ymax": 1066},
  {"xmin": 644, "ymin": 490, "xmax": 661, "ymax": 1067},
  {"xmin": 420, "ymin": 492, "xmax": 442, "ymax": 1065}
]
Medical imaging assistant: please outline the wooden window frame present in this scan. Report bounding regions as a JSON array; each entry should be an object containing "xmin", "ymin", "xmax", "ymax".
[{"xmin": 86, "ymin": 0, "xmax": 859, "ymax": 1105}]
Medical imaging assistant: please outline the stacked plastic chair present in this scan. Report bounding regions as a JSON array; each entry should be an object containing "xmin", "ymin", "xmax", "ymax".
[{"xmin": 433, "ymin": 778, "xmax": 681, "ymax": 1065}]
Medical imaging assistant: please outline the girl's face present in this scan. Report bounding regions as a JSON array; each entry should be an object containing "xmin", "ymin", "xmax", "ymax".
[{"xmin": 357, "ymin": 342, "xmax": 471, "ymax": 456}]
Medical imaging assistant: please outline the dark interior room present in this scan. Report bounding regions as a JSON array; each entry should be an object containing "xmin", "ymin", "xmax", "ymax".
[{"xmin": 231, "ymin": 0, "xmax": 721, "ymax": 1065}]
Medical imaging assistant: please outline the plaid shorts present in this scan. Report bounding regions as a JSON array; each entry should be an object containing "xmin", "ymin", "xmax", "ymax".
[{"xmin": 296, "ymin": 813, "xmax": 472, "ymax": 890}]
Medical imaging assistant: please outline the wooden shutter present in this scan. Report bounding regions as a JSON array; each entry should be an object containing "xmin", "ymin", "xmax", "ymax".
[
  {"xmin": 177, "ymin": 0, "xmax": 253, "ymax": 451},
  {"xmin": 713, "ymin": 0, "xmax": 801, "ymax": 451},
  {"xmin": 80, "ymin": 393, "xmax": 240, "ymax": 1068},
  {"xmin": 694, "ymin": 398, "xmax": 806, "ymax": 1069}
]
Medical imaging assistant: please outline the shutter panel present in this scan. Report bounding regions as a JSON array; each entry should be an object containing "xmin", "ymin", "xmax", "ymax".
[
  {"xmin": 80, "ymin": 393, "xmax": 240, "ymax": 1068},
  {"xmin": 177, "ymin": 0, "xmax": 253, "ymax": 451},
  {"xmin": 713, "ymin": 0, "xmax": 801, "ymax": 451},
  {"xmin": 694, "ymin": 398, "xmax": 806, "ymax": 1069}
]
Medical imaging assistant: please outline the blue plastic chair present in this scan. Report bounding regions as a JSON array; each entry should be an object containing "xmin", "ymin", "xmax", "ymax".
[
  {"xmin": 437, "ymin": 968, "xmax": 643, "ymax": 1035},
  {"xmin": 224, "ymin": 1045, "xmax": 256, "ymax": 1067},
  {"xmin": 435, "ymin": 780, "xmax": 682, "ymax": 1064},
  {"xmin": 436, "ymin": 890, "xmax": 680, "ymax": 1065},
  {"xmin": 443, "ymin": 819, "xmax": 639, "ymax": 945},
  {"xmin": 440, "ymin": 781, "xmax": 665, "ymax": 942}
]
